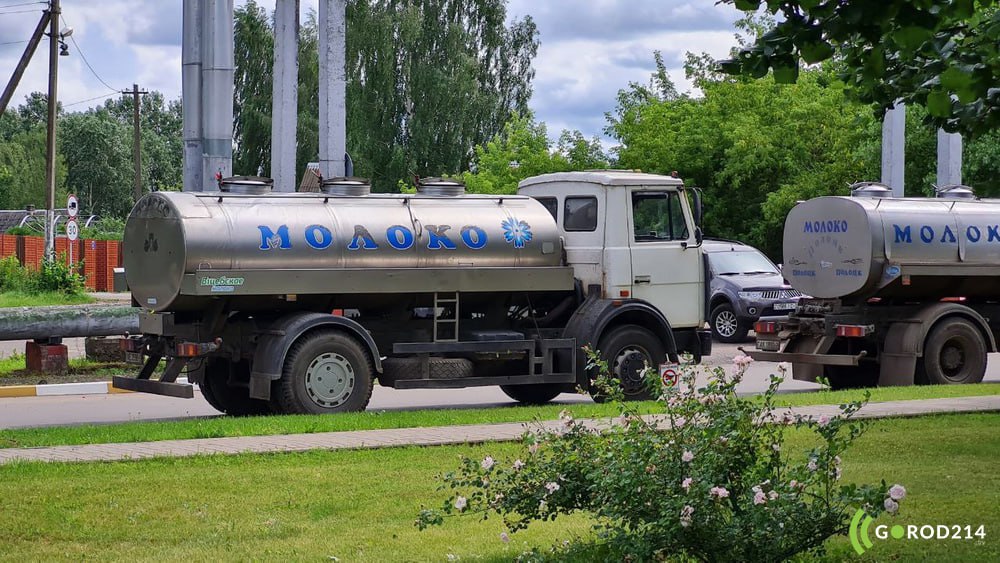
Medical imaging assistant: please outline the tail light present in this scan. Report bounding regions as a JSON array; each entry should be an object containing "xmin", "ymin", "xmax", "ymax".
[
  {"xmin": 835, "ymin": 324, "xmax": 872, "ymax": 338},
  {"xmin": 754, "ymin": 320, "xmax": 780, "ymax": 334},
  {"xmin": 175, "ymin": 338, "xmax": 222, "ymax": 357}
]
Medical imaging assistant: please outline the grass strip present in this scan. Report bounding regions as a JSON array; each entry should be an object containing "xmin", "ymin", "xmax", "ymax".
[
  {"xmin": 1, "ymin": 382, "xmax": 999, "ymax": 450},
  {"xmin": 0, "ymin": 291, "xmax": 93, "ymax": 308},
  {"xmin": 0, "ymin": 413, "xmax": 996, "ymax": 561}
]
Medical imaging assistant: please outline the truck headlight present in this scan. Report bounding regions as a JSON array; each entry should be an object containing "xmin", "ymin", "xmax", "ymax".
[{"xmin": 738, "ymin": 291, "xmax": 764, "ymax": 300}]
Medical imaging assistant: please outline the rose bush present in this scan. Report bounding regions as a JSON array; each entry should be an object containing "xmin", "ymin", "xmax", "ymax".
[{"xmin": 417, "ymin": 350, "xmax": 904, "ymax": 561}]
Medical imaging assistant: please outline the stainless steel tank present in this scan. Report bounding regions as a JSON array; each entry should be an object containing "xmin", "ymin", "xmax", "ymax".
[
  {"xmin": 125, "ymin": 191, "xmax": 565, "ymax": 311},
  {"xmin": 783, "ymin": 195, "xmax": 1000, "ymax": 302}
]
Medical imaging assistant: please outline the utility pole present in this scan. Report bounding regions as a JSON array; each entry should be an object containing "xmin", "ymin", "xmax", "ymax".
[
  {"xmin": 124, "ymin": 84, "xmax": 148, "ymax": 201},
  {"xmin": 0, "ymin": 11, "xmax": 50, "ymax": 117},
  {"xmin": 44, "ymin": 0, "xmax": 60, "ymax": 261}
]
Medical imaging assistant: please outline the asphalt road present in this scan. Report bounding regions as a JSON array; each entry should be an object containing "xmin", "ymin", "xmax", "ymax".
[{"xmin": 1, "ymin": 341, "xmax": 998, "ymax": 429}]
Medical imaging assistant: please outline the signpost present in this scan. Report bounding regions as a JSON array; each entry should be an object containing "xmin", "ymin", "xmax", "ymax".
[{"xmin": 66, "ymin": 194, "xmax": 78, "ymax": 264}]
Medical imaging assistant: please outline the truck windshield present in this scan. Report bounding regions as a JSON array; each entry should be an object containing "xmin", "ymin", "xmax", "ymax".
[{"xmin": 709, "ymin": 251, "xmax": 778, "ymax": 275}]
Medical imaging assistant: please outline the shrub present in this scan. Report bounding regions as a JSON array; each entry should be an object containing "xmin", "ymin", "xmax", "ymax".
[
  {"xmin": 417, "ymin": 351, "xmax": 904, "ymax": 562},
  {"xmin": 0, "ymin": 256, "xmax": 84, "ymax": 295},
  {"xmin": 0, "ymin": 256, "xmax": 30, "ymax": 292}
]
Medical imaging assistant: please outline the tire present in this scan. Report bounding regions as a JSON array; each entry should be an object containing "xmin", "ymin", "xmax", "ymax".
[
  {"xmin": 592, "ymin": 325, "xmax": 666, "ymax": 402},
  {"xmin": 823, "ymin": 364, "xmax": 879, "ymax": 390},
  {"xmin": 711, "ymin": 303, "xmax": 749, "ymax": 343},
  {"xmin": 273, "ymin": 330, "xmax": 374, "ymax": 414},
  {"xmin": 200, "ymin": 358, "xmax": 272, "ymax": 416},
  {"xmin": 916, "ymin": 318, "xmax": 987, "ymax": 385},
  {"xmin": 500, "ymin": 384, "xmax": 563, "ymax": 405}
]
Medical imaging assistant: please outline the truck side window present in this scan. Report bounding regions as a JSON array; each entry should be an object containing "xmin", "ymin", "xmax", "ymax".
[
  {"xmin": 534, "ymin": 197, "xmax": 558, "ymax": 221},
  {"xmin": 564, "ymin": 196, "xmax": 598, "ymax": 232},
  {"xmin": 632, "ymin": 191, "xmax": 689, "ymax": 241}
]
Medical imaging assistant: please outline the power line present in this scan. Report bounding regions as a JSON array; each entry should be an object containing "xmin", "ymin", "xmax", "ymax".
[
  {"xmin": 63, "ymin": 91, "xmax": 116, "ymax": 108},
  {"xmin": 0, "ymin": 39, "xmax": 29, "ymax": 46},
  {"xmin": 0, "ymin": 1, "xmax": 46, "ymax": 8},
  {"xmin": 0, "ymin": 7, "xmax": 43, "ymax": 14},
  {"xmin": 59, "ymin": 15, "xmax": 118, "ymax": 93}
]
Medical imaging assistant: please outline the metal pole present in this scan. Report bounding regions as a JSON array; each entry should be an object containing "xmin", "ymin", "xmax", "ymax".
[
  {"xmin": 0, "ymin": 11, "xmax": 50, "ymax": 117},
  {"xmin": 182, "ymin": 0, "xmax": 204, "ymax": 191},
  {"xmin": 201, "ymin": 0, "xmax": 234, "ymax": 190},
  {"xmin": 318, "ymin": 0, "xmax": 347, "ymax": 180},
  {"xmin": 271, "ymin": 0, "xmax": 300, "ymax": 191},
  {"xmin": 936, "ymin": 129, "xmax": 962, "ymax": 187},
  {"xmin": 126, "ymin": 84, "xmax": 148, "ymax": 201},
  {"xmin": 44, "ymin": 0, "xmax": 60, "ymax": 261},
  {"xmin": 880, "ymin": 103, "xmax": 905, "ymax": 197}
]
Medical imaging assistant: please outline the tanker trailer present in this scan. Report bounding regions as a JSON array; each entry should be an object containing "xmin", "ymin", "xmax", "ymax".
[
  {"xmin": 114, "ymin": 172, "xmax": 712, "ymax": 415},
  {"xmin": 750, "ymin": 184, "xmax": 997, "ymax": 389}
]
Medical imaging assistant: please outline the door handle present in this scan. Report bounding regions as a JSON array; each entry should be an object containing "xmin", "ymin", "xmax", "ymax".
[{"xmin": 634, "ymin": 275, "xmax": 651, "ymax": 284}]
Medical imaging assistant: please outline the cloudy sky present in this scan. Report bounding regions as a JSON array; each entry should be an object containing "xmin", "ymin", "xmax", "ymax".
[{"xmin": 0, "ymin": 0, "xmax": 741, "ymax": 143}]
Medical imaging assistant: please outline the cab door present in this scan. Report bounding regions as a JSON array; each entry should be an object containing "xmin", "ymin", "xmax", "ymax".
[{"xmin": 627, "ymin": 189, "xmax": 703, "ymax": 328}]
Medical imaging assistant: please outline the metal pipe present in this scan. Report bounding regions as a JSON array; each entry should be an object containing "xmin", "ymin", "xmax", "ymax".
[
  {"xmin": 201, "ymin": 0, "xmax": 234, "ymax": 189},
  {"xmin": 318, "ymin": 0, "xmax": 347, "ymax": 180},
  {"xmin": 880, "ymin": 103, "xmax": 905, "ymax": 198},
  {"xmin": 182, "ymin": 0, "xmax": 203, "ymax": 192},
  {"xmin": 936, "ymin": 129, "xmax": 962, "ymax": 187},
  {"xmin": 0, "ymin": 305, "xmax": 138, "ymax": 341},
  {"xmin": 271, "ymin": 0, "xmax": 300, "ymax": 192}
]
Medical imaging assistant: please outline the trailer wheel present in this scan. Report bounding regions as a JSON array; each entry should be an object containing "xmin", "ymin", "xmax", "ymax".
[
  {"xmin": 274, "ymin": 330, "xmax": 374, "ymax": 414},
  {"xmin": 500, "ymin": 384, "xmax": 563, "ymax": 405},
  {"xmin": 917, "ymin": 318, "xmax": 987, "ymax": 385},
  {"xmin": 592, "ymin": 325, "xmax": 664, "ymax": 402},
  {"xmin": 200, "ymin": 359, "xmax": 272, "ymax": 416},
  {"xmin": 711, "ymin": 303, "xmax": 748, "ymax": 343}
]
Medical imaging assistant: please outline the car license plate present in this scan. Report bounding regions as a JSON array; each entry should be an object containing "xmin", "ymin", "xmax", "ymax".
[
  {"xmin": 125, "ymin": 351, "xmax": 143, "ymax": 365},
  {"xmin": 756, "ymin": 339, "xmax": 781, "ymax": 352},
  {"xmin": 773, "ymin": 302, "xmax": 796, "ymax": 311}
]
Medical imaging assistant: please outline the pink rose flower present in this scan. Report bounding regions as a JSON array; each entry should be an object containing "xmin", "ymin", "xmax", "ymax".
[{"xmin": 889, "ymin": 484, "xmax": 906, "ymax": 501}]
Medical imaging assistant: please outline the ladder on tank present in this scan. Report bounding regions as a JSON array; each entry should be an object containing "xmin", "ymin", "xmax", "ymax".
[{"xmin": 433, "ymin": 292, "xmax": 459, "ymax": 342}]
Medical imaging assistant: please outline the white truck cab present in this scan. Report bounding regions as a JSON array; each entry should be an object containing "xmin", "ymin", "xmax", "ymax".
[{"xmin": 518, "ymin": 170, "xmax": 706, "ymax": 331}]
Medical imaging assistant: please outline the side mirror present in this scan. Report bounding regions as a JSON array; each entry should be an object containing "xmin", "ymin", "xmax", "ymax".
[
  {"xmin": 695, "ymin": 226, "xmax": 703, "ymax": 244},
  {"xmin": 691, "ymin": 187, "xmax": 703, "ymax": 228}
]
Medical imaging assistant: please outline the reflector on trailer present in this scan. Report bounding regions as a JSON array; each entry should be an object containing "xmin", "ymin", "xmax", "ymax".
[
  {"xmin": 835, "ymin": 324, "xmax": 870, "ymax": 338},
  {"xmin": 754, "ymin": 320, "xmax": 780, "ymax": 334}
]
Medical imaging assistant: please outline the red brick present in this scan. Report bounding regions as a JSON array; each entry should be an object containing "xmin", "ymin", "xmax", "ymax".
[{"xmin": 25, "ymin": 342, "xmax": 69, "ymax": 373}]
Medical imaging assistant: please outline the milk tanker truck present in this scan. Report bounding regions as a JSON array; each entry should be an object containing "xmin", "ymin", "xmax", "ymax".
[
  {"xmin": 114, "ymin": 171, "xmax": 712, "ymax": 415},
  {"xmin": 750, "ymin": 183, "xmax": 997, "ymax": 389}
]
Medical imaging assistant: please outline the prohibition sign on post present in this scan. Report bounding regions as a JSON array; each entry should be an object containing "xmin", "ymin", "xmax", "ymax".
[
  {"xmin": 659, "ymin": 363, "xmax": 679, "ymax": 388},
  {"xmin": 67, "ymin": 194, "xmax": 79, "ymax": 217}
]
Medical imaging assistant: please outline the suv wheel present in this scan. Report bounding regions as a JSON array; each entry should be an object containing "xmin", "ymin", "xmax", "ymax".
[{"xmin": 711, "ymin": 303, "xmax": 749, "ymax": 343}]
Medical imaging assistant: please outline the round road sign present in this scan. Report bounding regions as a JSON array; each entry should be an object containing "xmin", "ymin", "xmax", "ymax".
[
  {"xmin": 67, "ymin": 194, "xmax": 79, "ymax": 217},
  {"xmin": 66, "ymin": 218, "xmax": 79, "ymax": 241}
]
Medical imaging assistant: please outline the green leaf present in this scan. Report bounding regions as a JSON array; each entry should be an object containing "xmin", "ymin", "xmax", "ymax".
[
  {"xmin": 799, "ymin": 40, "xmax": 834, "ymax": 64},
  {"xmin": 734, "ymin": 0, "xmax": 761, "ymax": 11},
  {"xmin": 940, "ymin": 67, "xmax": 972, "ymax": 91},
  {"xmin": 773, "ymin": 64, "xmax": 799, "ymax": 84},
  {"xmin": 926, "ymin": 90, "xmax": 953, "ymax": 117},
  {"xmin": 892, "ymin": 27, "xmax": 933, "ymax": 50}
]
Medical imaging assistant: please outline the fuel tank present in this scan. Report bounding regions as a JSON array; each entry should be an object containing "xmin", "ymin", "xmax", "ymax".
[
  {"xmin": 124, "ymin": 191, "xmax": 566, "ymax": 312},
  {"xmin": 783, "ymin": 195, "xmax": 1000, "ymax": 302}
]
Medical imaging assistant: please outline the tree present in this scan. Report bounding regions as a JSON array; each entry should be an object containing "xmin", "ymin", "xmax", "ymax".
[
  {"xmin": 461, "ymin": 113, "xmax": 608, "ymax": 195},
  {"xmin": 607, "ymin": 62, "xmax": 878, "ymax": 259},
  {"xmin": 99, "ymin": 92, "xmax": 184, "ymax": 192},
  {"xmin": 233, "ymin": 0, "xmax": 540, "ymax": 192},
  {"xmin": 718, "ymin": 1, "xmax": 1000, "ymax": 137},
  {"xmin": 59, "ymin": 111, "xmax": 132, "ymax": 218}
]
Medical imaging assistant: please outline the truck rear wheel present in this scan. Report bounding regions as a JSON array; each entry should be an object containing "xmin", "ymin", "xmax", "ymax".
[
  {"xmin": 917, "ymin": 318, "xmax": 987, "ymax": 385},
  {"xmin": 592, "ymin": 325, "xmax": 664, "ymax": 402},
  {"xmin": 200, "ymin": 359, "xmax": 272, "ymax": 416},
  {"xmin": 500, "ymin": 384, "xmax": 563, "ymax": 405},
  {"xmin": 273, "ymin": 330, "xmax": 374, "ymax": 414}
]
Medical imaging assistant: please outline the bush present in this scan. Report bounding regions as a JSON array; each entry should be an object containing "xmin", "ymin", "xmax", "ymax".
[
  {"xmin": 0, "ymin": 256, "xmax": 84, "ymax": 295},
  {"xmin": 417, "ymin": 351, "xmax": 904, "ymax": 562}
]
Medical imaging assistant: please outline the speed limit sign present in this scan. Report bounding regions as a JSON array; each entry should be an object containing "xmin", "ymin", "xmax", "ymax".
[
  {"xmin": 66, "ymin": 218, "xmax": 79, "ymax": 241},
  {"xmin": 67, "ymin": 194, "xmax": 79, "ymax": 217}
]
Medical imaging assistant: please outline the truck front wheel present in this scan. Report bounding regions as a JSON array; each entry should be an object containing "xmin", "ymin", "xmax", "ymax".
[
  {"xmin": 592, "ymin": 325, "xmax": 665, "ymax": 402},
  {"xmin": 273, "ymin": 330, "xmax": 375, "ymax": 414},
  {"xmin": 917, "ymin": 318, "xmax": 987, "ymax": 385}
]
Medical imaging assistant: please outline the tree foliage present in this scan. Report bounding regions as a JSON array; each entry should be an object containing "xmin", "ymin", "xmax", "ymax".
[
  {"xmin": 719, "ymin": 0, "xmax": 1000, "ymax": 137},
  {"xmin": 461, "ymin": 113, "xmax": 608, "ymax": 195},
  {"xmin": 233, "ymin": 0, "xmax": 539, "ymax": 192}
]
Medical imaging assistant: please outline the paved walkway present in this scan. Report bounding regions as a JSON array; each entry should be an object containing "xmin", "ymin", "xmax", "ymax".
[{"xmin": 1, "ymin": 395, "xmax": 998, "ymax": 465}]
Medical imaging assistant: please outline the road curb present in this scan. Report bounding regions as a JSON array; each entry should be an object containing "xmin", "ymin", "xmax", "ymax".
[{"xmin": 0, "ymin": 377, "xmax": 191, "ymax": 398}]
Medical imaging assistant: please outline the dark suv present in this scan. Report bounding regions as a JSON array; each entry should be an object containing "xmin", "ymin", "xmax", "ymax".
[{"xmin": 703, "ymin": 239, "xmax": 803, "ymax": 342}]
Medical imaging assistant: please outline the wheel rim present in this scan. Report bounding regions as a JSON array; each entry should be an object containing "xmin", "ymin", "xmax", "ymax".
[
  {"xmin": 939, "ymin": 337, "xmax": 969, "ymax": 381},
  {"xmin": 715, "ymin": 309, "xmax": 738, "ymax": 338},
  {"xmin": 612, "ymin": 346, "xmax": 651, "ymax": 395},
  {"xmin": 304, "ymin": 352, "xmax": 355, "ymax": 408}
]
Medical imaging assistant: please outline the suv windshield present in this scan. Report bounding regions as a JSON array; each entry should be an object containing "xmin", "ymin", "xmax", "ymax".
[{"xmin": 709, "ymin": 250, "xmax": 778, "ymax": 275}]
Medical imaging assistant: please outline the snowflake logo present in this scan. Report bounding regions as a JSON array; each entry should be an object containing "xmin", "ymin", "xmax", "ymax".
[{"xmin": 501, "ymin": 217, "xmax": 533, "ymax": 249}]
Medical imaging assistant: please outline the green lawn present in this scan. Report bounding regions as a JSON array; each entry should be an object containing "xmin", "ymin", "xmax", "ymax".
[
  {"xmin": 0, "ymin": 291, "xmax": 93, "ymax": 308},
  {"xmin": 0, "ymin": 413, "xmax": 996, "ymax": 561},
  {"xmin": 2, "ymin": 383, "xmax": 999, "ymax": 450}
]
